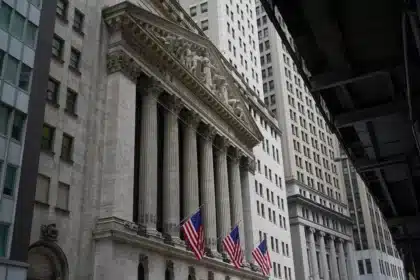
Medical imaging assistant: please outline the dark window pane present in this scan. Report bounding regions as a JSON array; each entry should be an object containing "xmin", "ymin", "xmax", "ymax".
[
  {"xmin": 4, "ymin": 55, "xmax": 18, "ymax": 84},
  {"xmin": 47, "ymin": 78, "xmax": 59, "ymax": 103},
  {"xmin": 10, "ymin": 12, "xmax": 25, "ymax": 40},
  {"xmin": 61, "ymin": 134, "xmax": 73, "ymax": 161},
  {"xmin": 41, "ymin": 124, "xmax": 55, "ymax": 150},
  {"xmin": 0, "ymin": 104, "xmax": 10, "ymax": 135},
  {"xmin": 65, "ymin": 89, "xmax": 77, "ymax": 114},
  {"xmin": 0, "ymin": 3, "xmax": 12, "ymax": 31},
  {"xmin": 73, "ymin": 9, "xmax": 84, "ymax": 32},
  {"xmin": 3, "ymin": 165, "xmax": 17, "ymax": 196},
  {"xmin": 18, "ymin": 64, "xmax": 32, "ymax": 91},
  {"xmin": 56, "ymin": 0, "xmax": 68, "ymax": 18},
  {"xmin": 69, "ymin": 48, "xmax": 81, "ymax": 69},
  {"xmin": 0, "ymin": 224, "xmax": 8, "ymax": 257},
  {"xmin": 25, "ymin": 22, "xmax": 38, "ymax": 48},
  {"xmin": 52, "ymin": 35, "xmax": 64, "ymax": 59},
  {"xmin": 11, "ymin": 111, "xmax": 25, "ymax": 141},
  {"xmin": 0, "ymin": 50, "xmax": 4, "ymax": 75}
]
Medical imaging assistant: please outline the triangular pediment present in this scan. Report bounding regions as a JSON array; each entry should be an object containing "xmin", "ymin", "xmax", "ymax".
[{"xmin": 126, "ymin": 6, "xmax": 262, "ymax": 143}]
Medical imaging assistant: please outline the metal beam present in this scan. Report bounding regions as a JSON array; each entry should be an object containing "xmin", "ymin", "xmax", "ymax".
[
  {"xmin": 355, "ymin": 154, "xmax": 407, "ymax": 172},
  {"xmin": 311, "ymin": 69, "xmax": 388, "ymax": 92},
  {"xmin": 335, "ymin": 100, "xmax": 407, "ymax": 128},
  {"xmin": 366, "ymin": 121, "xmax": 398, "ymax": 216},
  {"xmin": 388, "ymin": 215, "xmax": 420, "ymax": 226}
]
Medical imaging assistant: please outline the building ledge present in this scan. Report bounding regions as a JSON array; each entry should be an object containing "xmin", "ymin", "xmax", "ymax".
[
  {"xmin": 93, "ymin": 216, "xmax": 266, "ymax": 280},
  {"xmin": 0, "ymin": 258, "xmax": 29, "ymax": 269}
]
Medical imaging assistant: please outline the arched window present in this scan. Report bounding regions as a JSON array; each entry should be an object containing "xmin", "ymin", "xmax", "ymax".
[
  {"xmin": 138, "ymin": 263, "xmax": 145, "ymax": 280},
  {"xmin": 27, "ymin": 242, "xmax": 68, "ymax": 280}
]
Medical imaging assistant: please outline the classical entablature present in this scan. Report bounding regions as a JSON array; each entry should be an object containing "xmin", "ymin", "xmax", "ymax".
[{"xmin": 102, "ymin": 1, "xmax": 263, "ymax": 150}]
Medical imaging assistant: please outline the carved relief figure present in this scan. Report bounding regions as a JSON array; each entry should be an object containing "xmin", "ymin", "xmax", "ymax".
[
  {"xmin": 213, "ymin": 73, "xmax": 229, "ymax": 101},
  {"xmin": 199, "ymin": 51, "xmax": 216, "ymax": 89},
  {"xmin": 228, "ymin": 99, "xmax": 245, "ymax": 120}
]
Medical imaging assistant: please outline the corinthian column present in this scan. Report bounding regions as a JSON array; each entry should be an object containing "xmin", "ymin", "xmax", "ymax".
[
  {"xmin": 182, "ymin": 111, "xmax": 201, "ymax": 217},
  {"xmin": 338, "ymin": 239, "xmax": 349, "ymax": 280},
  {"xmin": 162, "ymin": 95, "xmax": 183, "ymax": 243},
  {"xmin": 319, "ymin": 232, "xmax": 330, "ymax": 280},
  {"xmin": 329, "ymin": 236, "xmax": 340, "ymax": 280},
  {"xmin": 199, "ymin": 125, "xmax": 218, "ymax": 256},
  {"xmin": 308, "ymin": 228, "xmax": 320, "ymax": 280},
  {"xmin": 215, "ymin": 137, "xmax": 231, "ymax": 259},
  {"xmin": 138, "ymin": 78, "xmax": 163, "ymax": 236},
  {"xmin": 228, "ymin": 149, "xmax": 245, "ymax": 247},
  {"xmin": 241, "ymin": 158, "xmax": 255, "ymax": 265}
]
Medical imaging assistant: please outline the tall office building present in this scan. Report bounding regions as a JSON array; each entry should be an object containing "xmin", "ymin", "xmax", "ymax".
[
  {"xmin": 24, "ymin": 0, "xmax": 275, "ymax": 279},
  {"xmin": 341, "ymin": 155, "xmax": 406, "ymax": 280},
  {"xmin": 247, "ymin": 94, "xmax": 295, "ymax": 280},
  {"xmin": 179, "ymin": 0, "xmax": 295, "ymax": 278},
  {"xmin": 179, "ymin": 0, "xmax": 264, "ymax": 100},
  {"xmin": 0, "ymin": 0, "xmax": 55, "ymax": 279},
  {"xmin": 255, "ymin": 2, "xmax": 359, "ymax": 280}
]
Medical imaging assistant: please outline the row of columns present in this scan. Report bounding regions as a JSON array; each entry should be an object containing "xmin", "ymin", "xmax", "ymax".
[
  {"xmin": 307, "ymin": 228, "xmax": 357, "ymax": 280},
  {"xmin": 137, "ymin": 79, "xmax": 253, "ymax": 260}
]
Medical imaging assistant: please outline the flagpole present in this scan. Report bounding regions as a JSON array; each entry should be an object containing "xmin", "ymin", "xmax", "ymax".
[
  {"xmin": 215, "ymin": 219, "xmax": 243, "ymax": 242},
  {"xmin": 173, "ymin": 203, "xmax": 206, "ymax": 229}
]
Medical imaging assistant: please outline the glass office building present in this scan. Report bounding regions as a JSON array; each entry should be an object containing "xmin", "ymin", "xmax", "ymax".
[{"xmin": 0, "ymin": 0, "xmax": 55, "ymax": 279}]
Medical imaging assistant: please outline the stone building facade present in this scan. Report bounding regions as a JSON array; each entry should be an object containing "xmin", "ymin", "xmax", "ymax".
[{"xmin": 27, "ymin": 1, "xmax": 268, "ymax": 279}]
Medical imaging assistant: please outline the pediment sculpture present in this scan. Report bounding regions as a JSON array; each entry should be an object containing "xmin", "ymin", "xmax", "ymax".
[{"xmin": 154, "ymin": 32, "xmax": 246, "ymax": 121}]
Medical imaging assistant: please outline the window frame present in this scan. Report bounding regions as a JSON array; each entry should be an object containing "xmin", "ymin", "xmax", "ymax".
[
  {"xmin": 72, "ymin": 8, "xmax": 85, "ymax": 34},
  {"xmin": 69, "ymin": 47, "xmax": 81, "ymax": 71},
  {"xmin": 41, "ymin": 123, "xmax": 55, "ymax": 152},
  {"xmin": 60, "ymin": 133, "xmax": 74, "ymax": 162}
]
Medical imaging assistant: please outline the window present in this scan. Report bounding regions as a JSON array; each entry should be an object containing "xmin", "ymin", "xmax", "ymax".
[
  {"xmin": 56, "ymin": 0, "xmax": 68, "ymax": 19},
  {"xmin": 10, "ymin": 12, "xmax": 25, "ymax": 40},
  {"xmin": 65, "ymin": 88, "xmax": 78, "ymax": 115},
  {"xmin": 0, "ymin": 104, "xmax": 10, "ymax": 136},
  {"xmin": 365, "ymin": 259, "xmax": 372, "ymax": 274},
  {"xmin": 358, "ymin": 260, "xmax": 365, "ymax": 275},
  {"xmin": 0, "ymin": 50, "xmax": 4, "ymax": 75},
  {"xmin": 47, "ymin": 78, "xmax": 60, "ymax": 104},
  {"xmin": 0, "ymin": 224, "xmax": 8, "ymax": 257},
  {"xmin": 69, "ymin": 48, "xmax": 81, "ymax": 70},
  {"xmin": 41, "ymin": 124, "xmax": 55, "ymax": 151},
  {"xmin": 73, "ymin": 9, "xmax": 85, "ymax": 33},
  {"xmin": 190, "ymin": 6, "xmax": 197, "ymax": 16},
  {"xmin": 61, "ymin": 133, "xmax": 74, "ymax": 161},
  {"xmin": 18, "ymin": 64, "xmax": 32, "ymax": 91},
  {"xmin": 57, "ymin": 182, "xmax": 70, "ymax": 210},
  {"xmin": 11, "ymin": 111, "xmax": 25, "ymax": 142},
  {"xmin": 36, "ymin": 174, "xmax": 50, "ymax": 204},
  {"xmin": 0, "ymin": 3, "xmax": 12, "ymax": 31},
  {"xmin": 52, "ymin": 35, "xmax": 64, "ymax": 60},
  {"xmin": 3, "ymin": 165, "xmax": 17, "ymax": 196},
  {"xmin": 25, "ymin": 22, "xmax": 38, "ymax": 48},
  {"xmin": 200, "ymin": 2, "xmax": 208, "ymax": 13},
  {"xmin": 4, "ymin": 55, "xmax": 18, "ymax": 84},
  {"xmin": 201, "ymin": 20, "xmax": 209, "ymax": 31}
]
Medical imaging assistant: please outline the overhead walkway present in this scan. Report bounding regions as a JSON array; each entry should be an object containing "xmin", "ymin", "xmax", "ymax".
[{"xmin": 260, "ymin": 0, "xmax": 420, "ymax": 278}]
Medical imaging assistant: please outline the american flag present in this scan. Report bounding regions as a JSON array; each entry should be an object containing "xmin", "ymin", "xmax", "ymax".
[
  {"xmin": 181, "ymin": 209, "xmax": 205, "ymax": 260},
  {"xmin": 252, "ymin": 239, "xmax": 272, "ymax": 276},
  {"xmin": 222, "ymin": 226, "xmax": 244, "ymax": 269}
]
